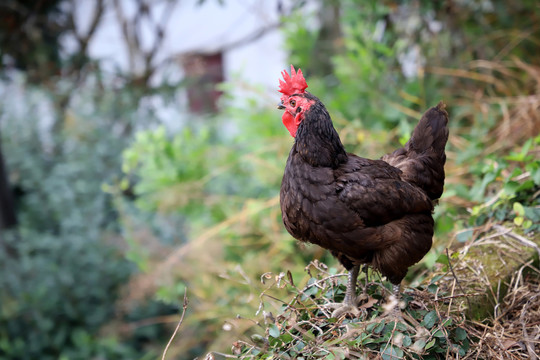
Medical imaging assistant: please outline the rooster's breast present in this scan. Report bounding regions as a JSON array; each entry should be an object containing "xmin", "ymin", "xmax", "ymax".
[{"xmin": 280, "ymin": 151, "xmax": 360, "ymax": 246}]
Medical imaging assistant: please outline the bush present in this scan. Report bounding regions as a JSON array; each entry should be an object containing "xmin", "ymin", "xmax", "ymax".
[
  {"xmin": 0, "ymin": 232, "xmax": 135, "ymax": 359},
  {"xmin": 0, "ymin": 76, "xmax": 166, "ymax": 359}
]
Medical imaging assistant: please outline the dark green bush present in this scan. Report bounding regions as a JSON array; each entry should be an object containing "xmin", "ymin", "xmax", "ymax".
[
  {"xmin": 0, "ymin": 232, "xmax": 135, "ymax": 359},
  {"xmin": 0, "ymin": 78, "xmax": 166, "ymax": 359}
]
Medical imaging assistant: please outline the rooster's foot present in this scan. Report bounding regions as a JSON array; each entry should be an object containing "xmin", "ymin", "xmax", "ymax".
[
  {"xmin": 327, "ymin": 303, "xmax": 361, "ymax": 318},
  {"xmin": 325, "ymin": 294, "xmax": 367, "ymax": 318},
  {"xmin": 383, "ymin": 306, "xmax": 404, "ymax": 322},
  {"xmin": 380, "ymin": 305, "xmax": 416, "ymax": 331}
]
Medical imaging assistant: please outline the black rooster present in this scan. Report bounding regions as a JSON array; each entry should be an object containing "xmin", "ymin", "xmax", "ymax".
[{"xmin": 278, "ymin": 66, "xmax": 449, "ymax": 316}]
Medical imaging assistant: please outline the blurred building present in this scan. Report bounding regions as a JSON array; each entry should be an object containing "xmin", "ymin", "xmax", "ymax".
[{"xmin": 68, "ymin": 0, "xmax": 288, "ymax": 114}]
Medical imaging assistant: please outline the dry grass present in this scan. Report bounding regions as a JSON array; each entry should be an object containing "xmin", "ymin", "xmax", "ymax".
[
  {"xmin": 431, "ymin": 58, "xmax": 540, "ymax": 147},
  {"xmin": 439, "ymin": 223, "xmax": 540, "ymax": 359},
  {"xmin": 465, "ymin": 274, "xmax": 540, "ymax": 359}
]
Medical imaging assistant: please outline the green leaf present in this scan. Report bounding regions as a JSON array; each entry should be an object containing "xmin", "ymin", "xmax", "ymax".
[
  {"xmin": 374, "ymin": 321, "xmax": 386, "ymax": 334},
  {"xmin": 250, "ymin": 334, "xmax": 266, "ymax": 345},
  {"xmin": 302, "ymin": 330, "xmax": 315, "ymax": 341},
  {"xmin": 435, "ymin": 254, "xmax": 449, "ymax": 266},
  {"xmin": 432, "ymin": 329, "xmax": 445, "ymax": 338},
  {"xmin": 454, "ymin": 327, "xmax": 467, "ymax": 341},
  {"xmin": 513, "ymin": 202, "xmax": 525, "ymax": 216},
  {"xmin": 422, "ymin": 310, "xmax": 438, "ymax": 329},
  {"xmin": 411, "ymin": 339, "xmax": 426, "ymax": 352},
  {"xmin": 503, "ymin": 181, "xmax": 520, "ymax": 197},
  {"xmin": 529, "ymin": 165, "xmax": 540, "ymax": 184},
  {"xmin": 456, "ymin": 229, "xmax": 473, "ymax": 242},
  {"xmin": 381, "ymin": 345, "xmax": 403, "ymax": 360},
  {"xmin": 328, "ymin": 348, "xmax": 347, "ymax": 360},
  {"xmin": 441, "ymin": 318, "xmax": 453, "ymax": 327},
  {"xmin": 366, "ymin": 322, "xmax": 378, "ymax": 332},
  {"xmin": 303, "ymin": 285, "xmax": 319, "ymax": 297},
  {"xmin": 470, "ymin": 172, "xmax": 497, "ymax": 200},
  {"xmin": 395, "ymin": 322, "xmax": 409, "ymax": 332},
  {"xmin": 402, "ymin": 335, "xmax": 412, "ymax": 347},
  {"xmin": 524, "ymin": 206, "xmax": 540, "ymax": 221},
  {"xmin": 515, "ymin": 179, "xmax": 535, "ymax": 193},
  {"xmin": 280, "ymin": 332, "xmax": 293, "ymax": 343},
  {"xmin": 425, "ymin": 338, "xmax": 436, "ymax": 350},
  {"xmin": 295, "ymin": 341, "xmax": 305, "ymax": 352},
  {"xmin": 268, "ymin": 324, "xmax": 280, "ymax": 338},
  {"xmin": 360, "ymin": 335, "xmax": 377, "ymax": 346},
  {"xmin": 430, "ymin": 274, "xmax": 444, "ymax": 284}
]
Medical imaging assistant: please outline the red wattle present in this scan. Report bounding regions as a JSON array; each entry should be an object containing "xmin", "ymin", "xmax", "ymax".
[{"xmin": 282, "ymin": 112, "xmax": 298, "ymax": 137}]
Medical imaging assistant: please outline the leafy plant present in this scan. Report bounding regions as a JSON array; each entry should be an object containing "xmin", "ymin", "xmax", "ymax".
[
  {"xmin": 467, "ymin": 136, "xmax": 540, "ymax": 234},
  {"xmin": 229, "ymin": 262, "xmax": 470, "ymax": 359},
  {"xmin": 0, "ymin": 76, "xmax": 169, "ymax": 359}
]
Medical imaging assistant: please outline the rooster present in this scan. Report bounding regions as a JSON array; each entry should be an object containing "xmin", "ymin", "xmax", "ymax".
[{"xmin": 278, "ymin": 66, "xmax": 449, "ymax": 317}]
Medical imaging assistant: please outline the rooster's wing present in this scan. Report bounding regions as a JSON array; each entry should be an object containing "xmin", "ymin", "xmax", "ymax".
[{"xmin": 335, "ymin": 155, "xmax": 433, "ymax": 228}]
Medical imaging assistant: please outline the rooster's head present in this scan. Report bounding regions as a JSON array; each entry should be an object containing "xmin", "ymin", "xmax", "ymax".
[{"xmin": 278, "ymin": 65, "xmax": 315, "ymax": 137}]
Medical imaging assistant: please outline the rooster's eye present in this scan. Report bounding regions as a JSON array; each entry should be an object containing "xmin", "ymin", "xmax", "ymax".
[{"xmin": 290, "ymin": 99, "xmax": 296, "ymax": 107}]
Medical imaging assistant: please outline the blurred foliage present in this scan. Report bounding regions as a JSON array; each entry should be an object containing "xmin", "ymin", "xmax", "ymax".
[
  {"xmin": 0, "ymin": 0, "xmax": 66, "ymax": 82},
  {"xmin": 0, "ymin": 233, "xmax": 135, "ymax": 359},
  {"xmin": 0, "ymin": 74, "xmax": 178, "ymax": 358}
]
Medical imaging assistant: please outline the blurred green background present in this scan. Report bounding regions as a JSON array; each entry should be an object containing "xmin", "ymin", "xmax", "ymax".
[{"xmin": 0, "ymin": 0, "xmax": 538, "ymax": 359}]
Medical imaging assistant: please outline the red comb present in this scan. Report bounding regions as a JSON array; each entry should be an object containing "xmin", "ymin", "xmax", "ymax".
[{"xmin": 278, "ymin": 65, "xmax": 308, "ymax": 96}]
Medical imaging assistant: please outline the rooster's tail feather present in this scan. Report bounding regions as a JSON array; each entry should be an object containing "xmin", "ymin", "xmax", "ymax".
[{"xmin": 382, "ymin": 102, "xmax": 449, "ymax": 201}]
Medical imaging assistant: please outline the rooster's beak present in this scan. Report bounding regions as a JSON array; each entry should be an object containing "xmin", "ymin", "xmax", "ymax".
[{"xmin": 277, "ymin": 101, "xmax": 285, "ymax": 110}]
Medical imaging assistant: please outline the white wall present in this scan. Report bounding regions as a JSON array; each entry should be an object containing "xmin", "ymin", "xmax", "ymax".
[{"xmin": 69, "ymin": 0, "xmax": 290, "ymax": 99}]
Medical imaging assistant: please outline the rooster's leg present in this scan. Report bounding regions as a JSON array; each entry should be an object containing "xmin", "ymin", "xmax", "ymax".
[
  {"xmin": 362, "ymin": 265, "xmax": 369, "ymax": 293},
  {"xmin": 382, "ymin": 283, "xmax": 416, "ymax": 329},
  {"xmin": 343, "ymin": 265, "xmax": 360, "ymax": 305},
  {"xmin": 327, "ymin": 265, "xmax": 361, "ymax": 318},
  {"xmin": 390, "ymin": 283, "xmax": 401, "ymax": 314},
  {"xmin": 384, "ymin": 283, "xmax": 408, "ymax": 322},
  {"xmin": 392, "ymin": 283, "xmax": 400, "ymax": 298}
]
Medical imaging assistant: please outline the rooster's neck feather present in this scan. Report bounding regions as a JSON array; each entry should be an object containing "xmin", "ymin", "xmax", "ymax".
[{"xmin": 294, "ymin": 100, "xmax": 347, "ymax": 168}]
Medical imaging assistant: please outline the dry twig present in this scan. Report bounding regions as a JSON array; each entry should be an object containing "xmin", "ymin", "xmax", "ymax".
[{"xmin": 161, "ymin": 288, "xmax": 189, "ymax": 360}]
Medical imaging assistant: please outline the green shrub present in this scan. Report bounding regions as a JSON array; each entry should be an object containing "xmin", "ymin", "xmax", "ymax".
[
  {"xmin": 0, "ymin": 77, "xmax": 166, "ymax": 359},
  {"xmin": 0, "ymin": 232, "xmax": 135, "ymax": 359}
]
